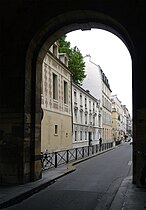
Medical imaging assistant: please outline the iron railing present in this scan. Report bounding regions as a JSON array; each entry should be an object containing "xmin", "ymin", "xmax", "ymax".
[{"xmin": 41, "ymin": 142, "xmax": 113, "ymax": 170}]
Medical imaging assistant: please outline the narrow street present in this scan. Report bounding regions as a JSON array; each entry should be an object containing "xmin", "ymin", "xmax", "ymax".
[{"xmin": 7, "ymin": 143, "xmax": 132, "ymax": 210}]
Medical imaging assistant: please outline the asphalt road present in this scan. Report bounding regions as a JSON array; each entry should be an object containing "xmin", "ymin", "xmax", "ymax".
[{"xmin": 7, "ymin": 143, "xmax": 132, "ymax": 210}]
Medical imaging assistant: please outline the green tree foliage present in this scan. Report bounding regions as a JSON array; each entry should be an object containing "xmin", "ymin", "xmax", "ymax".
[{"xmin": 58, "ymin": 35, "xmax": 86, "ymax": 84}]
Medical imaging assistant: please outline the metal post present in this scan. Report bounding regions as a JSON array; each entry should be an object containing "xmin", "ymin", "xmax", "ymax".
[
  {"xmin": 82, "ymin": 147, "xmax": 84, "ymax": 158},
  {"xmin": 66, "ymin": 150, "xmax": 69, "ymax": 163},
  {"xmin": 55, "ymin": 152, "xmax": 57, "ymax": 168},
  {"xmin": 88, "ymin": 146, "xmax": 90, "ymax": 156},
  {"xmin": 75, "ymin": 148, "xmax": 78, "ymax": 160}
]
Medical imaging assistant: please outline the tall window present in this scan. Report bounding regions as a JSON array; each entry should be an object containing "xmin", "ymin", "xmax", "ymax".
[
  {"xmin": 85, "ymin": 131, "xmax": 87, "ymax": 140},
  {"xmin": 75, "ymin": 131, "xmax": 77, "ymax": 141},
  {"xmin": 53, "ymin": 44, "xmax": 57, "ymax": 57},
  {"xmin": 85, "ymin": 97, "xmax": 87, "ymax": 108},
  {"xmin": 80, "ymin": 111, "xmax": 83, "ymax": 123},
  {"xmin": 74, "ymin": 110, "xmax": 78, "ymax": 122},
  {"xmin": 80, "ymin": 131, "xmax": 82, "ymax": 140},
  {"xmin": 89, "ymin": 100, "xmax": 91, "ymax": 110},
  {"xmin": 93, "ymin": 132, "xmax": 95, "ymax": 140},
  {"xmin": 64, "ymin": 81, "xmax": 68, "ymax": 104},
  {"xmin": 93, "ymin": 102, "xmax": 95, "ymax": 112},
  {"xmin": 93, "ymin": 116, "xmax": 95, "ymax": 126},
  {"xmin": 80, "ymin": 93, "xmax": 82, "ymax": 105},
  {"xmin": 54, "ymin": 125, "xmax": 58, "ymax": 135},
  {"xmin": 74, "ymin": 91, "xmax": 77, "ymax": 102},
  {"xmin": 53, "ymin": 73, "xmax": 58, "ymax": 100},
  {"xmin": 85, "ymin": 114, "xmax": 87, "ymax": 124}
]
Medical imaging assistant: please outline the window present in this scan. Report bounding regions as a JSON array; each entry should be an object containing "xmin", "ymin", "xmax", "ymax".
[
  {"xmin": 80, "ymin": 93, "xmax": 82, "ymax": 105},
  {"xmin": 64, "ymin": 56, "xmax": 68, "ymax": 66},
  {"xmin": 53, "ymin": 73, "xmax": 58, "ymax": 100},
  {"xmin": 75, "ymin": 131, "xmax": 77, "ymax": 141},
  {"xmin": 80, "ymin": 131, "xmax": 82, "ymax": 140},
  {"xmin": 85, "ymin": 97, "xmax": 87, "ymax": 107},
  {"xmin": 74, "ymin": 91, "xmax": 77, "ymax": 102},
  {"xmin": 85, "ymin": 131, "xmax": 87, "ymax": 140},
  {"xmin": 54, "ymin": 125, "xmax": 58, "ymax": 135},
  {"xmin": 85, "ymin": 114, "xmax": 87, "ymax": 124},
  {"xmin": 93, "ymin": 102, "xmax": 95, "ymax": 112},
  {"xmin": 89, "ymin": 100, "xmax": 91, "ymax": 109},
  {"xmin": 53, "ymin": 44, "xmax": 57, "ymax": 57},
  {"xmin": 93, "ymin": 116, "xmax": 95, "ymax": 126},
  {"xmin": 64, "ymin": 81, "xmax": 68, "ymax": 104},
  {"xmin": 74, "ymin": 110, "xmax": 78, "ymax": 122},
  {"xmin": 80, "ymin": 111, "xmax": 83, "ymax": 123},
  {"xmin": 89, "ymin": 114, "xmax": 91, "ymax": 123},
  {"xmin": 93, "ymin": 132, "xmax": 95, "ymax": 140}
]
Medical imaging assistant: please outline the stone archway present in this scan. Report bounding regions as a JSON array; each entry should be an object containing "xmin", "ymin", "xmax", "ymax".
[{"xmin": 25, "ymin": 10, "xmax": 135, "ymax": 183}]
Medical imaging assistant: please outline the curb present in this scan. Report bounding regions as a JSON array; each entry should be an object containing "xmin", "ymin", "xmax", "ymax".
[{"xmin": 109, "ymin": 176, "xmax": 132, "ymax": 210}]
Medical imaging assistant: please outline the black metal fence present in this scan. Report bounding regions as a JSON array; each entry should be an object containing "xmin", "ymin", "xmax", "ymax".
[{"xmin": 41, "ymin": 142, "xmax": 113, "ymax": 170}]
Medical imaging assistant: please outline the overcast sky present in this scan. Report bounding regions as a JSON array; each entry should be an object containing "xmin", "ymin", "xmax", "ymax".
[{"xmin": 66, "ymin": 29, "xmax": 132, "ymax": 116}]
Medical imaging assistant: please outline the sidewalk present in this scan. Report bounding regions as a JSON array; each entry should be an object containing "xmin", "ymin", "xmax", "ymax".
[
  {"xmin": 0, "ymin": 164, "xmax": 76, "ymax": 209},
  {"xmin": 0, "ymin": 146, "xmax": 146, "ymax": 210},
  {"xmin": 0, "ymin": 147, "xmax": 113, "ymax": 209},
  {"xmin": 110, "ymin": 176, "xmax": 146, "ymax": 210}
]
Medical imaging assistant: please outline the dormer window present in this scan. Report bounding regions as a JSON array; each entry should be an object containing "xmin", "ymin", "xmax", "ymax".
[{"xmin": 53, "ymin": 44, "xmax": 57, "ymax": 57}]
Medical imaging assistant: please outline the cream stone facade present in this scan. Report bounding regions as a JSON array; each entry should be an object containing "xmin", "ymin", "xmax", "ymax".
[
  {"xmin": 72, "ymin": 83, "xmax": 101, "ymax": 148},
  {"xmin": 111, "ymin": 94, "xmax": 126, "ymax": 144},
  {"xmin": 41, "ymin": 42, "xmax": 72, "ymax": 152},
  {"xmin": 101, "ymin": 70, "xmax": 112, "ymax": 143}
]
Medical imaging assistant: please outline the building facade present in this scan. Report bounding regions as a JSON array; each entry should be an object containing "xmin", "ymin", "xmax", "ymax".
[
  {"xmin": 82, "ymin": 55, "xmax": 112, "ymax": 143},
  {"xmin": 122, "ymin": 105, "xmax": 132, "ymax": 138},
  {"xmin": 72, "ymin": 83, "xmax": 102, "ymax": 148},
  {"xmin": 111, "ymin": 94, "xmax": 126, "ymax": 144},
  {"xmin": 41, "ymin": 42, "xmax": 72, "ymax": 152},
  {"xmin": 101, "ymin": 69, "xmax": 112, "ymax": 143}
]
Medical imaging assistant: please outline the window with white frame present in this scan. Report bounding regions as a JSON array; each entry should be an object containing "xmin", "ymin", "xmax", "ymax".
[
  {"xmin": 74, "ymin": 91, "xmax": 77, "ymax": 102},
  {"xmin": 80, "ymin": 93, "xmax": 82, "ymax": 105},
  {"xmin": 85, "ymin": 97, "xmax": 87, "ymax": 107},
  {"xmin": 80, "ymin": 131, "xmax": 82, "ymax": 140},
  {"xmin": 89, "ymin": 100, "xmax": 91, "ymax": 110},
  {"xmin": 75, "ymin": 131, "xmax": 77, "ymax": 141},
  {"xmin": 93, "ymin": 132, "xmax": 95, "ymax": 140},
  {"xmin": 80, "ymin": 111, "xmax": 83, "ymax": 123},
  {"xmin": 85, "ymin": 131, "xmax": 87, "ymax": 140},
  {"xmin": 74, "ymin": 110, "xmax": 78, "ymax": 122},
  {"xmin": 85, "ymin": 113, "xmax": 87, "ymax": 124},
  {"xmin": 93, "ymin": 116, "xmax": 95, "ymax": 126}
]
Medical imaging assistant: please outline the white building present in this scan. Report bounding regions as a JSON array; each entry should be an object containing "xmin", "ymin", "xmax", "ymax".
[
  {"xmin": 82, "ymin": 55, "xmax": 112, "ymax": 143},
  {"xmin": 72, "ymin": 82, "xmax": 102, "ymax": 148},
  {"xmin": 82, "ymin": 55, "xmax": 102, "ymax": 101}
]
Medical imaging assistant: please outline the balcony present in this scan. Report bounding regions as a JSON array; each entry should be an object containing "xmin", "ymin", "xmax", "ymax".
[
  {"xmin": 80, "ymin": 104, "xmax": 83, "ymax": 112},
  {"xmin": 74, "ymin": 102, "xmax": 78, "ymax": 110},
  {"xmin": 93, "ymin": 110, "xmax": 97, "ymax": 116},
  {"xmin": 89, "ymin": 109, "xmax": 92, "ymax": 114},
  {"xmin": 89, "ymin": 122, "xmax": 93, "ymax": 127},
  {"xmin": 85, "ymin": 107, "xmax": 88, "ymax": 114}
]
